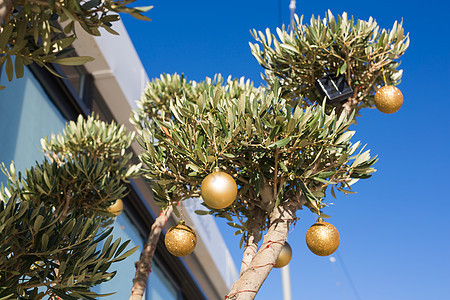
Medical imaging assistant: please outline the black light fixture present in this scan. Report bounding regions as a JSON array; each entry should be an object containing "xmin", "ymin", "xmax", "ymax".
[{"xmin": 315, "ymin": 75, "xmax": 353, "ymax": 104}]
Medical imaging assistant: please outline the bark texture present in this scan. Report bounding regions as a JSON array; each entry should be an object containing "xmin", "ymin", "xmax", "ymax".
[
  {"xmin": 239, "ymin": 232, "xmax": 259, "ymax": 276},
  {"xmin": 129, "ymin": 206, "xmax": 173, "ymax": 300},
  {"xmin": 226, "ymin": 201, "xmax": 299, "ymax": 300}
]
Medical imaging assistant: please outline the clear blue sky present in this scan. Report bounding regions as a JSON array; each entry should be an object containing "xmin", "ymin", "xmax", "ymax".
[{"xmin": 121, "ymin": 1, "xmax": 450, "ymax": 299}]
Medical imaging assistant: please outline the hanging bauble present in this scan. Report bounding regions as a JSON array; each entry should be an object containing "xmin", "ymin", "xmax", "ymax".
[
  {"xmin": 107, "ymin": 199, "xmax": 123, "ymax": 216},
  {"xmin": 374, "ymin": 85, "xmax": 403, "ymax": 114},
  {"xmin": 274, "ymin": 241, "xmax": 292, "ymax": 268},
  {"xmin": 306, "ymin": 221, "xmax": 340, "ymax": 256},
  {"xmin": 200, "ymin": 167, "xmax": 237, "ymax": 209},
  {"xmin": 165, "ymin": 221, "xmax": 197, "ymax": 257}
]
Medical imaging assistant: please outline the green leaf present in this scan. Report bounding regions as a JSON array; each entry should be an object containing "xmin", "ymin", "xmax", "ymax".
[
  {"xmin": 133, "ymin": 5, "xmax": 154, "ymax": 12},
  {"xmin": 268, "ymin": 137, "xmax": 291, "ymax": 148},
  {"xmin": 227, "ymin": 222, "xmax": 242, "ymax": 229},
  {"xmin": 194, "ymin": 210, "xmax": 213, "ymax": 215},
  {"xmin": 335, "ymin": 131, "xmax": 355, "ymax": 145},
  {"xmin": 48, "ymin": 56, "xmax": 95, "ymax": 66},
  {"xmin": 81, "ymin": 0, "xmax": 101, "ymax": 10},
  {"xmin": 33, "ymin": 215, "xmax": 44, "ymax": 233},
  {"xmin": 5, "ymin": 55, "xmax": 13, "ymax": 81},
  {"xmin": 312, "ymin": 177, "xmax": 333, "ymax": 184},
  {"xmin": 129, "ymin": 12, "xmax": 151, "ymax": 21},
  {"xmin": 339, "ymin": 61, "xmax": 347, "ymax": 74},
  {"xmin": 233, "ymin": 229, "xmax": 244, "ymax": 236},
  {"xmin": 14, "ymin": 56, "xmax": 24, "ymax": 79},
  {"xmin": 41, "ymin": 233, "xmax": 49, "ymax": 250},
  {"xmin": 112, "ymin": 245, "xmax": 139, "ymax": 262},
  {"xmin": 279, "ymin": 161, "xmax": 288, "ymax": 172}
]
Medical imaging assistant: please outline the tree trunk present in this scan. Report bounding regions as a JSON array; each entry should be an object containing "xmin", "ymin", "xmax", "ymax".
[
  {"xmin": 239, "ymin": 210, "xmax": 264, "ymax": 276},
  {"xmin": 129, "ymin": 206, "xmax": 173, "ymax": 300},
  {"xmin": 239, "ymin": 227, "xmax": 259, "ymax": 276},
  {"xmin": 225, "ymin": 201, "xmax": 299, "ymax": 300}
]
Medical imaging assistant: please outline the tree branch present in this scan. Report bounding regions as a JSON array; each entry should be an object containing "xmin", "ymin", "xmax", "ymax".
[
  {"xmin": 129, "ymin": 206, "xmax": 173, "ymax": 300},
  {"xmin": 239, "ymin": 210, "xmax": 263, "ymax": 276}
]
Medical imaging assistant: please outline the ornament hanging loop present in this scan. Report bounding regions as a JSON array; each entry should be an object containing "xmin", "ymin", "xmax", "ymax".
[{"xmin": 382, "ymin": 67, "xmax": 388, "ymax": 86}]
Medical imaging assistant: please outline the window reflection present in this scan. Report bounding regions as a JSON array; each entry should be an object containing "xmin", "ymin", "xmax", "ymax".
[
  {"xmin": 0, "ymin": 67, "xmax": 66, "ymax": 181},
  {"xmin": 147, "ymin": 262, "xmax": 179, "ymax": 300}
]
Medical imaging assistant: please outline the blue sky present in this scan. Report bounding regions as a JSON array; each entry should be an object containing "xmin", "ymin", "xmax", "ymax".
[{"xmin": 121, "ymin": 1, "xmax": 450, "ymax": 299}]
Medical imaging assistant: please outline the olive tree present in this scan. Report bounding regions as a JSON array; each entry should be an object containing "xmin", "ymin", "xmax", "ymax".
[
  {"xmin": 131, "ymin": 11, "xmax": 408, "ymax": 300},
  {"xmin": 0, "ymin": 115, "xmax": 140, "ymax": 299}
]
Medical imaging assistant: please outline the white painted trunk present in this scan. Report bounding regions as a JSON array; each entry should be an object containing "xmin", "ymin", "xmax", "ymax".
[{"xmin": 226, "ymin": 201, "xmax": 299, "ymax": 300}]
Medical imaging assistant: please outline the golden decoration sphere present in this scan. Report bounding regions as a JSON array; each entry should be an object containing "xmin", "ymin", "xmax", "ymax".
[
  {"xmin": 107, "ymin": 199, "xmax": 123, "ymax": 216},
  {"xmin": 200, "ymin": 169, "xmax": 237, "ymax": 209},
  {"xmin": 165, "ymin": 223, "xmax": 197, "ymax": 257},
  {"xmin": 374, "ymin": 85, "xmax": 403, "ymax": 114},
  {"xmin": 274, "ymin": 242, "xmax": 292, "ymax": 268},
  {"xmin": 306, "ymin": 221, "xmax": 340, "ymax": 256}
]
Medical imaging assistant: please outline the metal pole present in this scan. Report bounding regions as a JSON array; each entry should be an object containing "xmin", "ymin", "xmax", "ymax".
[
  {"xmin": 289, "ymin": 0, "xmax": 296, "ymax": 31},
  {"xmin": 282, "ymin": 3, "xmax": 296, "ymax": 300},
  {"xmin": 281, "ymin": 264, "xmax": 292, "ymax": 300}
]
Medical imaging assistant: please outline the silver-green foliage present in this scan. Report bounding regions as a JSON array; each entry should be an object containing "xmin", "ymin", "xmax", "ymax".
[
  {"xmin": 0, "ymin": 0, "xmax": 152, "ymax": 89},
  {"xmin": 131, "ymin": 73, "xmax": 257, "ymax": 131},
  {"xmin": 41, "ymin": 114, "xmax": 141, "ymax": 183},
  {"xmin": 0, "ymin": 115, "xmax": 139, "ymax": 298},
  {"xmin": 0, "ymin": 198, "xmax": 137, "ymax": 299},
  {"xmin": 137, "ymin": 75, "xmax": 377, "ymax": 239},
  {"xmin": 250, "ymin": 11, "xmax": 409, "ymax": 113}
]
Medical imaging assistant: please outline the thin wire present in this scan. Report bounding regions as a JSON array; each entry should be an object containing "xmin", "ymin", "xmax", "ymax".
[
  {"xmin": 329, "ymin": 257, "xmax": 349, "ymax": 300},
  {"xmin": 382, "ymin": 67, "xmax": 387, "ymax": 85},
  {"xmin": 336, "ymin": 250, "xmax": 362, "ymax": 300}
]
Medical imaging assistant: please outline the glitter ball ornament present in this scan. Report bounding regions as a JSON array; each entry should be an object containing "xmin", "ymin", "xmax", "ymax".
[
  {"xmin": 274, "ymin": 242, "xmax": 292, "ymax": 268},
  {"xmin": 306, "ymin": 221, "xmax": 340, "ymax": 256},
  {"xmin": 165, "ymin": 222, "xmax": 197, "ymax": 257},
  {"xmin": 374, "ymin": 85, "xmax": 403, "ymax": 114},
  {"xmin": 107, "ymin": 199, "xmax": 123, "ymax": 216},
  {"xmin": 200, "ymin": 167, "xmax": 237, "ymax": 209}
]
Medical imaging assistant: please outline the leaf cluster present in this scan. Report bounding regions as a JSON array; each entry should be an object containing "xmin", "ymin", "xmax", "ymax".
[
  {"xmin": 0, "ymin": 115, "xmax": 140, "ymax": 297},
  {"xmin": 1, "ymin": 156, "xmax": 128, "ymax": 220},
  {"xmin": 131, "ymin": 73, "xmax": 257, "ymax": 130},
  {"xmin": 250, "ymin": 11, "xmax": 409, "ymax": 114},
  {"xmin": 136, "ymin": 75, "xmax": 377, "ymax": 236},
  {"xmin": 0, "ymin": 0, "xmax": 152, "ymax": 89},
  {"xmin": 41, "ymin": 114, "xmax": 141, "ymax": 182},
  {"xmin": 0, "ymin": 197, "xmax": 138, "ymax": 299}
]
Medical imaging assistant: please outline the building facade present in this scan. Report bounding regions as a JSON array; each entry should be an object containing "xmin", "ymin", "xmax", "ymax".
[{"xmin": 0, "ymin": 20, "xmax": 237, "ymax": 300}]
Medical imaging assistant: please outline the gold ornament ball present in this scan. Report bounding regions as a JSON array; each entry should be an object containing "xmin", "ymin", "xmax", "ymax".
[
  {"xmin": 165, "ymin": 223, "xmax": 197, "ymax": 257},
  {"xmin": 374, "ymin": 85, "xmax": 403, "ymax": 114},
  {"xmin": 107, "ymin": 199, "xmax": 123, "ymax": 216},
  {"xmin": 274, "ymin": 242, "xmax": 292, "ymax": 268},
  {"xmin": 201, "ymin": 170, "xmax": 237, "ymax": 209},
  {"xmin": 306, "ymin": 221, "xmax": 340, "ymax": 256}
]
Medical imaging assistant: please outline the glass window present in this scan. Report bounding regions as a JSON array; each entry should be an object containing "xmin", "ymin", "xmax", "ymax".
[
  {"xmin": 94, "ymin": 212, "xmax": 143, "ymax": 298},
  {"xmin": 0, "ymin": 67, "xmax": 66, "ymax": 181},
  {"xmin": 59, "ymin": 64, "xmax": 86, "ymax": 98},
  {"xmin": 146, "ymin": 262, "xmax": 179, "ymax": 300}
]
